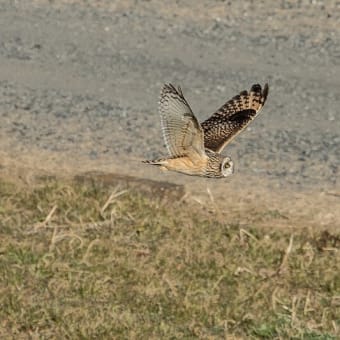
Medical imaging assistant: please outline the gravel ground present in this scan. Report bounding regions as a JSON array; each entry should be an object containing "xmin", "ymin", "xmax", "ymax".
[{"xmin": 0, "ymin": 0, "xmax": 339, "ymax": 191}]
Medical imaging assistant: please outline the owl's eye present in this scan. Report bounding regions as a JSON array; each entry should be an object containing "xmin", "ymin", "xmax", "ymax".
[{"xmin": 224, "ymin": 162, "xmax": 230, "ymax": 169}]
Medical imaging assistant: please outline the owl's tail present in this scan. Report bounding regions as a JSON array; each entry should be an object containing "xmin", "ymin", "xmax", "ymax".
[{"xmin": 142, "ymin": 158, "xmax": 167, "ymax": 166}]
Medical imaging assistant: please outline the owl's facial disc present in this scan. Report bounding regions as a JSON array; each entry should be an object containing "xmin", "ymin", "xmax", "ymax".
[{"xmin": 221, "ymin": 157, "xmax": 234, "ymax": 177}]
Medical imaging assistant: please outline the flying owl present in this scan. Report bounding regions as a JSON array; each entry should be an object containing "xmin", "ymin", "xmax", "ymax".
[{"xmin": 143, "ymin": 83, "xmax": 269, "ymax": 178}]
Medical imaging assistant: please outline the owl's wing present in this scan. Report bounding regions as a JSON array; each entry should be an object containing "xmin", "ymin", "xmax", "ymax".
[
  {"xmin": 201, "ymin": 83, "xmax": 269, "ymax": 153},
  {"xmin": 159, "ymin": 84, "xmax": 205, "ymax": 158}
]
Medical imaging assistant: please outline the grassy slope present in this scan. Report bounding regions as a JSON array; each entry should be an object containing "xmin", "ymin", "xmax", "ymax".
[{"xmin": 0, "ymin": 179, "xmax": 339, "ymax": 339}]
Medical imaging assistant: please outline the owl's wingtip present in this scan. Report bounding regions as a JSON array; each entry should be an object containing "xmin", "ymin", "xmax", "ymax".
[{"xmin": 161, "ymin": 83, "xmax": 183, "ymax": 97}]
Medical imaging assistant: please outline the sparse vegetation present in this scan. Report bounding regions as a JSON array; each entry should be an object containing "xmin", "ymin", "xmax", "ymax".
[{"xmin": 0, "ymin": 178, "xmax": 339, "ymax": 339}]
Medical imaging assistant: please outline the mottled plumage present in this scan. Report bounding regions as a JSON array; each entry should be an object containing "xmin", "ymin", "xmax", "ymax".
[
  {"xmin": 159, "ymin": 84, "xmax": 205, "ymax": 160},
  {"xmin": 143, "ymin": 83, "xmax": 269, "ymax": 178},
  {"xmin": 202, "ymin": 83, "xmax": 269, "ymax": 152}
]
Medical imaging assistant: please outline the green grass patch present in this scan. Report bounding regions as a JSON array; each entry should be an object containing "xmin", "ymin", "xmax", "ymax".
[{"xmin": 0, "ymin": 178, "xmax": 339, "ymax": 338}]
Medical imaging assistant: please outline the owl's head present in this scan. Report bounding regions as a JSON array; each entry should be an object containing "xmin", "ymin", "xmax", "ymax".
[{"xmin": 221, "ymin": 157, "xmax": 234, "ymax": 177}]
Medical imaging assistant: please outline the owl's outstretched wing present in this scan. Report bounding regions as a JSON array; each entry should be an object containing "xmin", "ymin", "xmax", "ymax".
[
  {"xmin": 201, "ymin": 83, "xmax": 269, "ymax": 153},
  {"xmin": 159, "ymin": 84, "xmax": 205, "ymax": 158}
]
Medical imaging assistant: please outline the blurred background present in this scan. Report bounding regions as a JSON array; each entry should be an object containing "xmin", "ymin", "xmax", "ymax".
[{"xmin": 0, "ymin": 0, "xmax": 339, "ymax": 191}]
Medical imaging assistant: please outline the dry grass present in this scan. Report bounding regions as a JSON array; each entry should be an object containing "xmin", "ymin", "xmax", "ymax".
[{"xmin": 0, "ymin": 178, "xmax": 339, "ymax": 339}]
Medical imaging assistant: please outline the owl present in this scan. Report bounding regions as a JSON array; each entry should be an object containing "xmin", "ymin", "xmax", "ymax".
[{"xmin": 143, "ymin": 83, "xmax": 269, "ymax": 178}]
